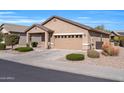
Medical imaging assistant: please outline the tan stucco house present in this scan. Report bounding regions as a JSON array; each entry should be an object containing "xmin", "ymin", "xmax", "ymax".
[
  {"xmin": 110, "ymin": 31, "xmax": 124, "ymax": 43},
  {"xmin": 26, "ymin": 16, "xmax": 110, "ymax": 50},
  {"xmin": 0, "ymin": 23, "xmax": 29, "ymax": 44}
]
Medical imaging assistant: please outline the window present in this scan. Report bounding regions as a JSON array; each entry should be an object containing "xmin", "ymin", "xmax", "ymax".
[
  {"xmin": 68, "ymin": 35, "xmax": 71, "ymax": 38},
  {"xmin": 71, "ymin": 35, "xmax": 74, "ymax": 38},
  {"xmin": 79, "ymin": 35, "xmax": 82, "ymax": 38},
  {"xmin": 76, "ymin": 35, "xmax": 78, "ymax": 38},
  {"xmin": 64, "ymin": 35, "xmax": 67, "ymax": 38},
  {"xmin": 55, "ymin": 36, "xmax": 57, "ymax": 38}
]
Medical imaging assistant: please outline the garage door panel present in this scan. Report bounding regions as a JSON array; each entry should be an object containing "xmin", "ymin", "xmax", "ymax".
[{"xmin": 54, "ymin": 36, "xmax": 82, "ymax": 50}]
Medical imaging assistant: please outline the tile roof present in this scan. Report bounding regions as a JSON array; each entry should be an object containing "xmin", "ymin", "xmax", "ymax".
[
  {"xmin": 25, "ymin": 24, "xmax": 54, "ymax": 33},
  {"xmin": 117, "ymin": 32, "xmax": 124, "ymax": 36},
  {"xmin": 0, "ymin": 23, "xmax": 29, "ymax": 33},
  {"xmin": 42, "ymin": 16, "xmax": 110, "ymax": 35}
]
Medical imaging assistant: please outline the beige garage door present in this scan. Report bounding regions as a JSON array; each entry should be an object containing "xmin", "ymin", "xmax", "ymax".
[{"xmin": 54, "ymin": 35, "xmax": 83, "ymax": 50}]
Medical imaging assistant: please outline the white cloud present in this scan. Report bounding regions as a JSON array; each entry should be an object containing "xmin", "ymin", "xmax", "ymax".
[
  {"xmin": 0, "ymin": 19, "xmax": 45, "ymax": 24},
  {"xmin": 0, "ymin": 15, "xmax": 28, "ymax": 19},
  {"xmin": 74, "ymin": 19, "xmax": 124, "ymax": 25},
  {"xmin": 84, "ymin": 20, "xmax": 124, "ymax": 24},
  {"xmin": 0, "ymin": 12, "xmax": 15, "ymax": 15},
  {"xmin": 78, "ymin": 16, "xmax": 90, "ymax": 19},
  {"xmin": 0, "ymin": 11, "xmax": 46, "ymax": 25}
]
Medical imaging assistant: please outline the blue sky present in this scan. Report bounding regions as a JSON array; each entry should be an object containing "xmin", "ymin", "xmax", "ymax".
[{"xmin": 0, "ymin": 10, "xmax": 124, "ymax": 31}]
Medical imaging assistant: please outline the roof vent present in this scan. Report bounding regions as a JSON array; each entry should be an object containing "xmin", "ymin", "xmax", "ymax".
[{"xmin": 53, "ymin": 18, "xmax": 57, "ymax": 22}]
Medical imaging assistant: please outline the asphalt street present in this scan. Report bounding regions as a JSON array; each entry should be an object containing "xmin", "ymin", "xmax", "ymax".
[{"xmin": 0, "ymin": 59, "xmax": 117, "ymax": 82}]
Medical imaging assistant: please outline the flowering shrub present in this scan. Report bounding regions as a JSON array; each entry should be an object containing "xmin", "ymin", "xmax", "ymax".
[{"xmin": 102, "ymin": 41, "xmax": 119, "ymax": 56}]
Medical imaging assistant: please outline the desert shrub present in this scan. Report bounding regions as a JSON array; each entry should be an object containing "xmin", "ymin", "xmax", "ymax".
[
  {"xmin": 31, "ymin": 42, "xmax": 38, "ymax": 47},
  {"xmin": 102, "ymin": 41, "xmax": 110, "ymax": 52},
  {"xmin": 15, "ymin": 47, "xmax": 33, "ymax": 52},
  {"xmin": 0, "ymin": 43, "xmax": 6, "ymax": 50},
  {"xmin": 87, "ymin": 49, "xmax": 100, "ymax": 58},
  {"xmin": 102, "ymin": 41, "xmax": 119, "ymax": 56},
  {"xmin": 101, "ymin": 51, "xmax": 109, "ymax": 56},
  {"xmin": 66, "ymin": 53, "xmax": 85, "ymax": 61},
  {"xmin": 108, "ymin": 46, "xmax": 119, "ymax": 56}
]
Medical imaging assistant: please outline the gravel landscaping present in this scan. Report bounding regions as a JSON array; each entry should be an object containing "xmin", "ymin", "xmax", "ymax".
[
  {"xmin": 0, "ymin": 48, "xmax": 124, "ymax": 81},
  {"xmin": 1, "ymin": 47, "xmax": 124, "ymax": 69},
  {"xmin": 58, "ymin": 47, "xmax": 124, "ymax": 69}
]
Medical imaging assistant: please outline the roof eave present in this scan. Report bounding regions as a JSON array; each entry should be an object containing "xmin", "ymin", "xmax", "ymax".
[
  {"xmin": 42, "ymin": 16, "xmax": 110, "ymax": 35},
  {"xmin": 25, "ymin": 24, "xmax": 54, "ymax": 33}
]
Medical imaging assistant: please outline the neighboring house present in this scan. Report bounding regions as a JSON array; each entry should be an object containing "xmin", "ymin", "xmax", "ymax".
[
  {"xmin": 110, "ymin": 31, "xmax": 124, "ymax": 46},
  {"xmin": 0, "ymin": 23, "xmax": 29, "ymax": 45},
  {"xmin": 26, "ymin": 16, "xmax": 110, "ymax": 50},
  {"xmin": 110, "ymin": 31, "xmax": 124, "ymax": 39},
  {"xmin": 110, "ymin": 31, "xmax": 120, "ymax": 38},
  {"xmin": 117, "ymin": 32, "xmax": 124, "ymax": 37}
]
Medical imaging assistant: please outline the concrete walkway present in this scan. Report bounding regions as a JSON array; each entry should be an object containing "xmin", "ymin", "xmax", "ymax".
[{"xmin": 0, "ymin": 49, "xmax": 124, "ymax": 81}]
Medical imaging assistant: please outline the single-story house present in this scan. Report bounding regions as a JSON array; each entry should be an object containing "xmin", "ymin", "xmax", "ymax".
[
  {"xmin": 110, "ymin": 31, "xmax": 124, "ymax": 40},
  {"xmin": 110, "ymin": 31, "xmax": 124, "ymax": 36},
  {"xmin": 0, "ymin": 23, "xmax": 29, "ymax": 44},
  {"xmin": 110, "ymin": 31, "xmax": 124, "ymax": 47},
  {"xmin": 26, "ymin": 16, "xmax": 110, "ymax": 50},
  {"xmin": 110, "ymin": 31, "xmax": 120, "ymax": 39}
]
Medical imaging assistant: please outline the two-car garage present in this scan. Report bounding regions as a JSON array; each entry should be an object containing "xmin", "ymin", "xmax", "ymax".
[{"xmin": 53, "ymin": 33, "xmax": 83, "ymax": 50}]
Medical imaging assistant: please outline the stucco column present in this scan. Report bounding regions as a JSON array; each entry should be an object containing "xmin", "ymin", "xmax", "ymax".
[
  {"xmin": 26, "ymin": 32, "xmax": 29, "ymax": 44},
  {"xmin": 82, "ymin": 34, "xmax": 83, "ymax": 50},
  {"xmin": 45, "ymin": 32, "xmax": 49, "ymax": 49}
]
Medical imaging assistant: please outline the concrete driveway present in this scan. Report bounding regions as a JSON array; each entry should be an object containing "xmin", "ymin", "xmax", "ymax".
[
  {"xmin": 0, "ymin": 49, "xmax": 124, "ymax": 81},
  {"xmin": 0, "ymin": 49, "xmax": 79, "ymax": 61}
]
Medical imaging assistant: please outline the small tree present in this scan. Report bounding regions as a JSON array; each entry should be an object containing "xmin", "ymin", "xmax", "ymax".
[
  {"xmin": 5, "ymin": 34, "xmax": 20, "ymax": 49},
  {"xmin": 95, "ymin": 25, "xmax": 105, "ymax": 30},
  {"xmin": 95, "ymin": 25, "xmax": 111, "ymax": 32},
  {"xmin": 0, "ymin": 32, "xmax": 3, "ymax": 42}
]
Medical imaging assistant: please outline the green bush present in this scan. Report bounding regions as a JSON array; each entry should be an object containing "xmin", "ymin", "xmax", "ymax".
[
  {"xmin": 31, "ymin": 42, "xmax": 38, "ymax": 47},
  {"xmin": 66, "ymin": 53, "xmax": 85, "ymax": 61},
  {"xmin": 15, "ymin": 47, "xmax": 33, "ymax": 52},
  {"xmin": 87, "ymin": 50, "xmax": 100, "ymax": 58},
  {"xmin": 0, "ymin": 43, "xmax": 6, "ymax": 50},
  {"xmin": 0, "ymin": 32, "xmax": 3, "ymax": 42},
  {"xmin": 5, "ymin": 34, "xmax": 20, "ymax": 49}
]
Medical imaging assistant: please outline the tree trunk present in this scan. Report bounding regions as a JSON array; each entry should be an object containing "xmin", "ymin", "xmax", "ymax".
[{"xmin": 12, "ymin": 45, "xmax": 13, "ymax": 50}]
